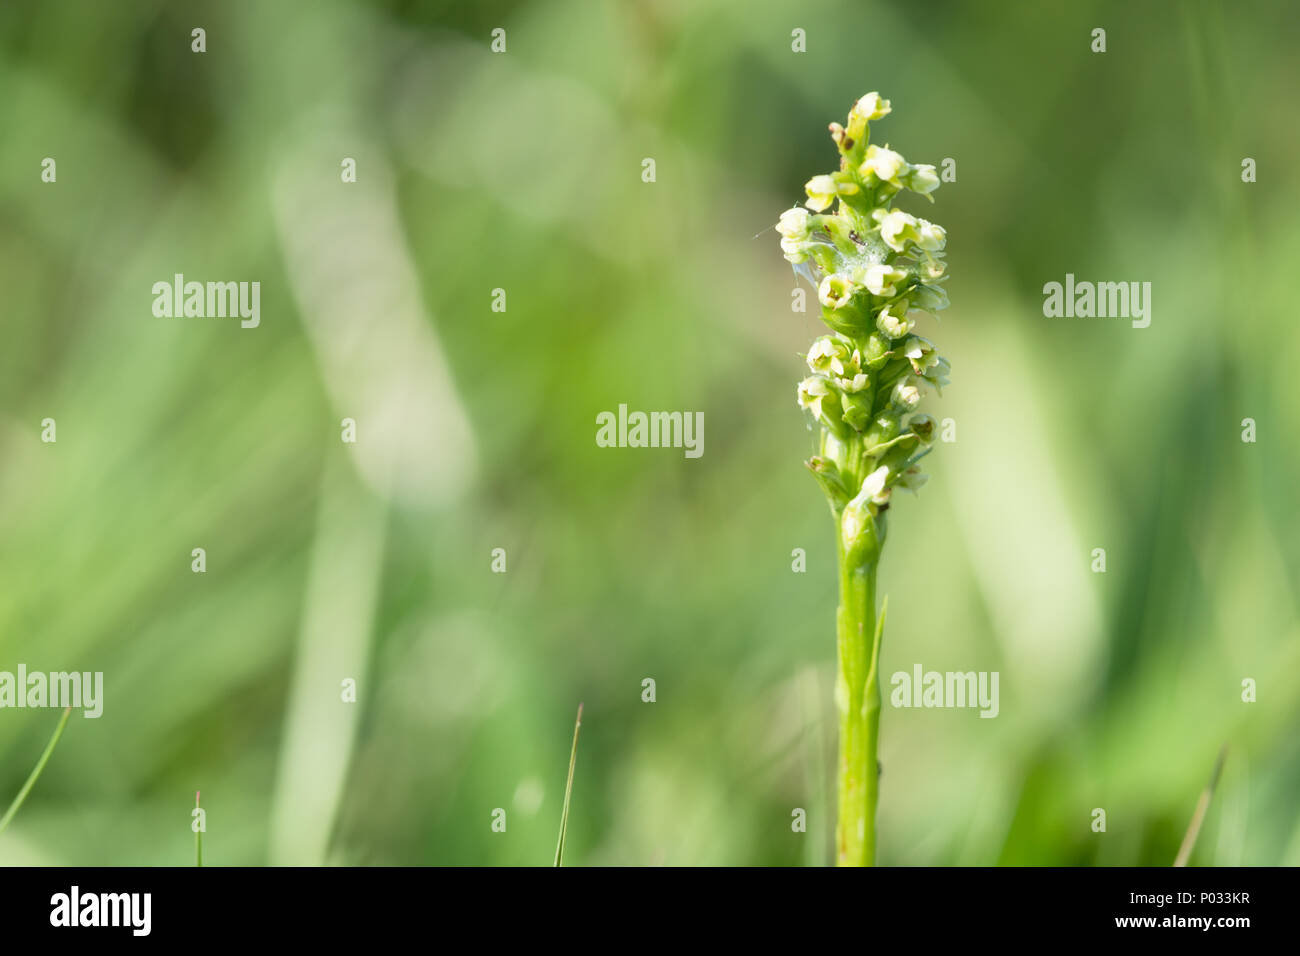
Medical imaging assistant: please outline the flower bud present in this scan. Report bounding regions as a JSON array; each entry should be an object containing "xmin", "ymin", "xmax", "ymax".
[
  {"xmin": 841, "ymin": 392, "xmax": 872, "ymax": 431},
  {"xmin": 841, "ymin": 468, "xmax": 887, "ymax": 562},
  {"xmin": 862, "ymin": 412, "xmax": 901, "ymax": 451},
  {"xmin": 806, "ymin": 455, "xmax": 849, "ymax": 507},
  {"xmin": 866, "ymin": 430, "xmax": 919, "ymax": 465},
  {"xmin": 844, "ymin": 92, "xmax": 891, "ymax": 148},
  {"xmin": 912, "ymin": 282, "xmax": 950, "ymax": 314},
  {"xmin": 861, "ymin": 464, "xmax": 890, "ymax": 499},
  {"xmin": 862, "ymin": 333, "xmax": 893, "ymax": 370}
]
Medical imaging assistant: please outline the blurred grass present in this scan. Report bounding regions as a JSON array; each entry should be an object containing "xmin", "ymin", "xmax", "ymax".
[{"xmin": 0, "ymin": 0, "xmax": 1297, "ymax": 865}]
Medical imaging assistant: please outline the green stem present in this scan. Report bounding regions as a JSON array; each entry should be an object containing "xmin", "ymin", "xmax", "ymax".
[
  {"xmin": 0, "ymin": 706, "xmax": 73, "ymax": 837},
  {"xmin": 835, "ymin": 540, "xmax": 883, "ymax": 866}
]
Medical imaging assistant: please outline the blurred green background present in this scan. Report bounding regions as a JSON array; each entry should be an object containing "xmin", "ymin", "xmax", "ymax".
[{"xmin": 1, "ymin": 0, "xmax": 1297, "ymax": 866}]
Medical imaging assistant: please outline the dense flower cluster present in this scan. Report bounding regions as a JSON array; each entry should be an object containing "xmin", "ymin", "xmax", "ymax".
[{"xmin": 777, "ymin": 92, "xmax": 950, "ymax": 559}]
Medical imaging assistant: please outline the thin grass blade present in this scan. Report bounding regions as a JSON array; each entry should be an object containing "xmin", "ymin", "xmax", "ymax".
[
  {"xmin": 1174, "ymin": 744, "xmax": 1228, "ymax": 867},
  {"xmin": 0, "ymin": 706, "xmax": 73, "ymax": 836},
  {"xmin": 554, "ymin": 702, "xmax": 583, "ymax": 867}
]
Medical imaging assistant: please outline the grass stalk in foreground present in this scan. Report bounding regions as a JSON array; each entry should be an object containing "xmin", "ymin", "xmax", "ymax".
[
  {"xmin": 1173, "ymin": 745, "xmax": 1228, "ymax": 867},
  {"xmin": 775, "ymin": 93, "xmax": 950, "ymax": 865},
  {"xmin": 0, "ymin": 706, "xmax": 73, "ymax": 837},
  {"xmin": 554, "ymin": 702, "xmax": 583, "ymax": 867}
]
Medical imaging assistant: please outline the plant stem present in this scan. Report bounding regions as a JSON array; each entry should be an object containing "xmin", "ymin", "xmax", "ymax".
[
  {"xmin": 835, "ymin": 539, "xmax": 883, "ymax": 866},
  {"xmin": 0, "ymin": 706, "xmax": 73, "ymax": 837}
]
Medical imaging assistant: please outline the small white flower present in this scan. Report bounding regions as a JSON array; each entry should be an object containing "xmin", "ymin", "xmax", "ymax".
[
  {"xmin": 900, "ymin": 338, "xmax": 948, "ymax": 388},
  {"xmin": 921, "ymin": 357, "xmax": 951, "ymax": 390},
  {"xmin": 797, "ymin": 375, "xmax": 832, "ymax": 411},
  {"xmin": 808, "ymin": 337, "xmax": 860, "ymax": 377},
  {"xmin": 876, "ymin": 304, "xmax": 914, "ymax": 340},
  {"xmin": 776, "ymin": 206, "xmax": 811, "ymax": 240},
  {"xmin": 905, "ymin": 164, "xmax": 940, "ymax": 196},
  {"xmin": 892, "ymin": 378, "xmax": 923, "ymax": 411},
  {"xmin": 777, "ymin": 207, "xmax": 815, "ymax": 262},
  {"xmin": 806, "ymin": 338, "xmax": 835, "ymax": 371},
  {"xmin": 915, "ymin": 219, "xmax": 947, "ymax": 251},
  {"xmin": 804, "ymin": 174, "xmax": 837, "ymax": 211},
  {"xmin": 859, "ymin": 263, "xmax": 907, "ymax": 297},
  {"xmin": 818, "ymin": 273, "xmax": 858, "ymax": 310},
  {"xmin": 833, "ymin": 347, "xmax": 862, "ymax": 377},
  {"xmin": 859, "ymin": 145, "xmax": 907, "ymax": 185},
  {"xmin": 838, "ymin": 371, "xmax": 870, "ymax": 393},
  {"xmin": 902, "ymin": 336, "xmax": 938, "ymax": 372},
  {"xmin": 876, "ymin": 209, "xmax": 919, "ymax": 252},
  {"xmin": 851, "ymin": 92, "xmax": 892, "ymax": 123},
  {"xmin": 806, "ymin": 336, "xmax": 841, "ymax": 373}
]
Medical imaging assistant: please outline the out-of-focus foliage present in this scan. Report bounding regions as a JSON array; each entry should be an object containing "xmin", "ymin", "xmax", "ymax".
[{"xmin": 0, "ymin": 0, "xmax": 1296, "ymax": 865}]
